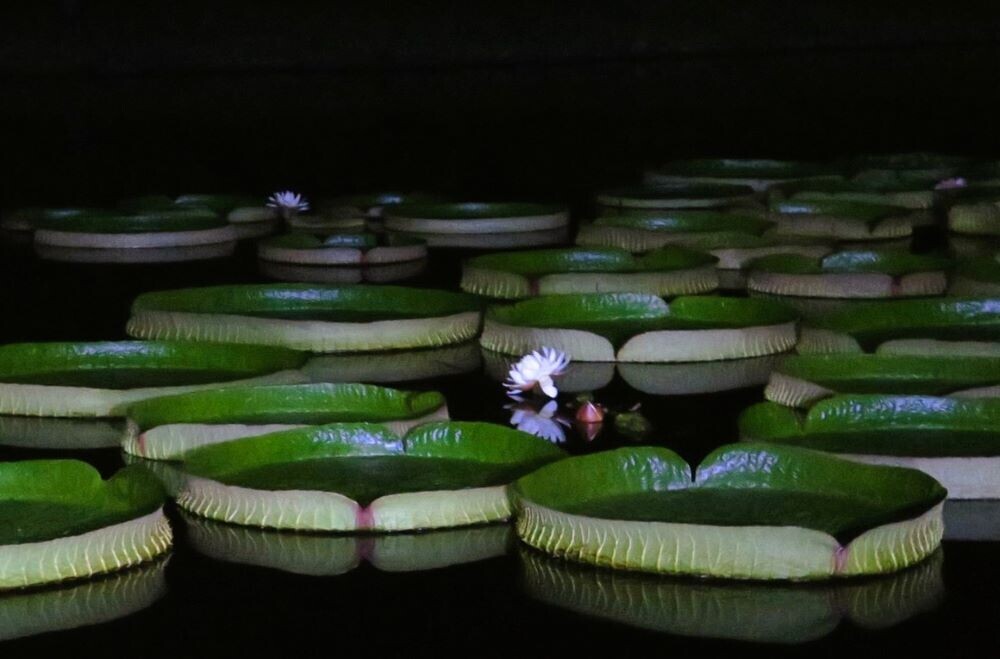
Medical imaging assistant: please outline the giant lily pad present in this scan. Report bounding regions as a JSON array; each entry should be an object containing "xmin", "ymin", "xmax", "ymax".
[
  {"xmin": 643, "ymin": 159, "xmax": 835, "ymax": 192},
  {"xmin": 513, "ymin": 444, "xmax": 945, "ymax": 580},
  {"xmin": 182, "ymin": 513, "xmax": 511, "ymax": 575},
  {"xmin": 127, "ymin": 284, "xmax": 483, "ymax": 353},
  {"xmin": 0, "ymin": 461, "xmax": 172, "ymax": 589},
  {"xmin": 851, "ymin": 152, "xmax": 968, "ymax": 187},
  {"xmin": 576, "ymin": 210, "xmax": 773, "ymax": 251},
  {"xmin": 461, "ymin": 247, "xmax": 718, "ymax": 299},
  {"xmin": 481, "ymin": 294, "xmax": 798, "ymax": 362},
  {"xmin": 384, "ymin": 202, "xmax": 569, "ymax": 248},
  {"xmin": 123, "ymin": 383, "xmax": 449, "ymax": 460},
  {"xmin": 767, "ymin": 199, "xmax": 915, "ymax": 242},
  {"xmin": 258, "ymin": 233, "xmax": 427, "ymax": 266},
  {"xmin": 769, "ymin": 177, "xmax": 936, "ymax": 211},
  {"xmin": 33, "ymin": 208, "xmax": 236, "ymax": 249},
  {"xmin": 596, "ymin": 184, "xmax": 759, "ymax": 210},
  {"xmin": 949, "ymin": 256, "xmax": 1000, "ymax": 296},
  {"xmin": 0, "ymin": 341, "xmax": 306, "ymax": 418},
  {"xmin": 765, "ymin": 354, "xmax": 1000, "ymax": 407},
  {"xmin": 747, "ymin": 250, "xmax": 951, "ymax": 300},
  {"xmin": 521, "ymin": 547, "xmax": 942, "ymax": 644},
  {"xmin": 796, "ymin": 297, "xmax": 1000, "ymax": 354},
  {"xmin": 739, "ymin": 396, "xmax": 1000, "ymax": 498},
  {"xmin": 178, "ymin": 421, "xmax": 566, "ymax": 532}
]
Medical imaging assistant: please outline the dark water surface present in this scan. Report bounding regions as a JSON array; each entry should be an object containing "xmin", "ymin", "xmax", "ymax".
[{"xmin": 0, "ymin": 237, "xmax": 997, "ymax": 657}]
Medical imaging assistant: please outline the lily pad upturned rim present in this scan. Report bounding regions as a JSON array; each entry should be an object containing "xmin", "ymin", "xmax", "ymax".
[
  {"xmin": 772, "ymin": 353, "xmax": 1000, "ymax": 393},
  {"xmin": 386, "ymin": 202, "xmax": 567, "ymax": 220},
  {"xmin": 0, "ymin": 341, "xmax": 306, "ymax": 387},
  {"xmin": 464, "ymin": 247, "xmax": 717, "ymax": 277},
  {"xmin": 33, "ymin": 208, "xmax": 227, "ymax": 234},
  {"xmin": 739, "ymin": 395, "xmax": 1000, "ymax": 456},
  {"xmin": 487, "ymin": 293, "xmax": 798, "ymax": 334},
  {"xmin": 769, "ymin": 199, "xmax": 909, "ymax": 221},
  {"xmin": 131, "ymin": 283, "xmax": 482, "ymax": 319},
  {"xmin": 806, "ymin": 297, "xmax": 1000, "ymax": 341},
  {"xmin": 0, "ymin": 460, "xmax": 166, "ymax": 545},
  {"xmin": 126, "ymin": 383, "xmax": 447, "ymax": 431},
  {"xmin": 184, "ymin": 421, "xmax": 565, "ymax": 483},
  {"xmin": 746, "ymin": 250, "xmax": 952, "ymax": 277},
  {"xmin": 591, "ymin": 210, "xmax": 774, "ymax": 235},
  {"xmin": 514, "ymin": 444, "xmax": 943, "ymax": 531}
]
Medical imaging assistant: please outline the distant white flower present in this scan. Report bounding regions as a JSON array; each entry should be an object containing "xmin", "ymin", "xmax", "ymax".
[
  {"xmin": 934, "ymin": 177, "xmax": 968, "ymax": 190},
  {"xmin": 504, "ymin": 347, "xmax": 570, "ymax": 399},
  {"xmin": 267, "ymin": 190, "xmax": 310, "ymax": 216},
  {"xmin": 509, "ymin": 400, "xmax": 569, "ymax": 443}
]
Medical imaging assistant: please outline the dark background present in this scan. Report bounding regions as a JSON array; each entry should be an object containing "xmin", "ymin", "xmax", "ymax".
[{"xmin": 3, "ymin": 1, "xmax": 1000, "ymax": 207}]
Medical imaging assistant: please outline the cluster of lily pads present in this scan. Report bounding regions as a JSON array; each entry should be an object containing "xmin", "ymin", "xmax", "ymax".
[{"xmin": 1, "ymin": 154, "xmax": 997, "ymax": 619}]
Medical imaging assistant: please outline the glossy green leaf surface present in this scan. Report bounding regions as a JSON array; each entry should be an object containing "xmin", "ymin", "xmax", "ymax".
[
  {"xmin": 0, "ymin": 461, "xmax": 165, "ymax": 544},
  {"xmin": 127, "ymin": 383, "xmax": 444, "ymax": 430},
  {"xmin": 769, "ymin": 199, "xmax": 906, "ymax": 221},
  {"xmin": 488, "ymin": 294, "xmax": 796, "ymax": 345},
  {"xmin": 740, "ymin": 396, "xmax": 1000, "ymax": 456},
  {"xmin": 0, "ymin": 341, "xmax": 305, "ymax": 389},
  {"xmin": 132, "ymin": 284, "xmax": 482, "ymax": 322},
  {"xmin": 748, "ymin": 251, "xmax": 951, "ymax": 276},
  {"xmin": 774, "ymin": 354, "xmax": 1000, "ymax": 395},
  {"xmin": 807, "ymin": 297, "xmax": 1000, "ymax": 347},
  {"xmin": 466, "ymin": 247, "xmax": 716, "ymax": 277},
  {"xmin": 184, "ymin": 421, "xmax": 566, "ymax": 505},
  {"xmin": 514, "ymin": 444, "xmax": 944, "ymax": 543},
  {"xmin": 592, "ymin": 210, "xmax": 772, "ymax": 234},
  {"xmin": 35, "ymin": 209, "xmax": 225, "ymax": 233},
  {"xmin": 388, "ymin": 202, "xmax": 564, "ymax": 219}
]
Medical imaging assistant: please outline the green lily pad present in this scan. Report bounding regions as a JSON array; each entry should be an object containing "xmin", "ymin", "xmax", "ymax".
[
  {"xmin": 34, "ymin": 208, "xmax": 226, "ymax": 234},
  {"xmin": 740, "ymin": 396, "xmax": 1000, "ymax": 457},
  {"xmin": 461, "ymin": 247, "xmax": 718, "ymax": 299},
  {"xmin": 950, "ymin": 256, "xmax": 1000, "ymax": 295},
  {"xmin": 481, "ymin": 293, "xmax": 798, "ymax": 362},
  {"xmin": 0, "ymin": 461, "xmax": 172, "ymax": 589},
  {"xmin": 513, "ymin": 443, "xmax": 944, "ymax": 579},
  {"xmin": 123, "ymin": 383, "xmax": 449, "ymax": 460},
  {"xmin": 384, "ymin": 202, "xmax": 569, "ymax": 236},
  {"xmin": 739, "ymin": 395, "xmax": 1000, "ymax": 499},
  {"xmin": 766, "ymin": 354, "xmax": 1000, "ymax": 407},
  {"xmin": 258, "ymin": 232, "xmax": 427, "ymax": 266},
  {"xmin": 0, "ymin": 341, "xmax": 306, "ymax": 418},
  {"xmin": 597, "ymin": 184, "xmax": 758, "ymax": 209},
  {"xmin": 590, "ymin": 210, "xmax": 773, "ymax": 234},
  {"xmin": 746, "ymin": 250, "xmax": 951, "ymax": 300},
  {"xmin": 128, "ymin": 284, "xmax": 484, "ymax": 352},
  {"xmin": 179, "ymin": 421, "xmax": 566, "ymax": 532},
  {"xmin": 949, "ymin": 203, "xmax": 1000, "ymax": 237},
  {"xmin": 797, "ymin": 297, "xmax": 1000, "ymax": 354}
]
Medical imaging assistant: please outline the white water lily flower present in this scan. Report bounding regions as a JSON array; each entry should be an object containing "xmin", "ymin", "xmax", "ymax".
[
  {"xmin": 509, "ymin": 400, "xmax": 569, "ymax": 443},
  {"xmin": 267, "ymin": 190, "xmax": 310, "ymax": 215},
  {"xmin": 504, "ymin": 347, "xmax": 570, "ymax": 399}
]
